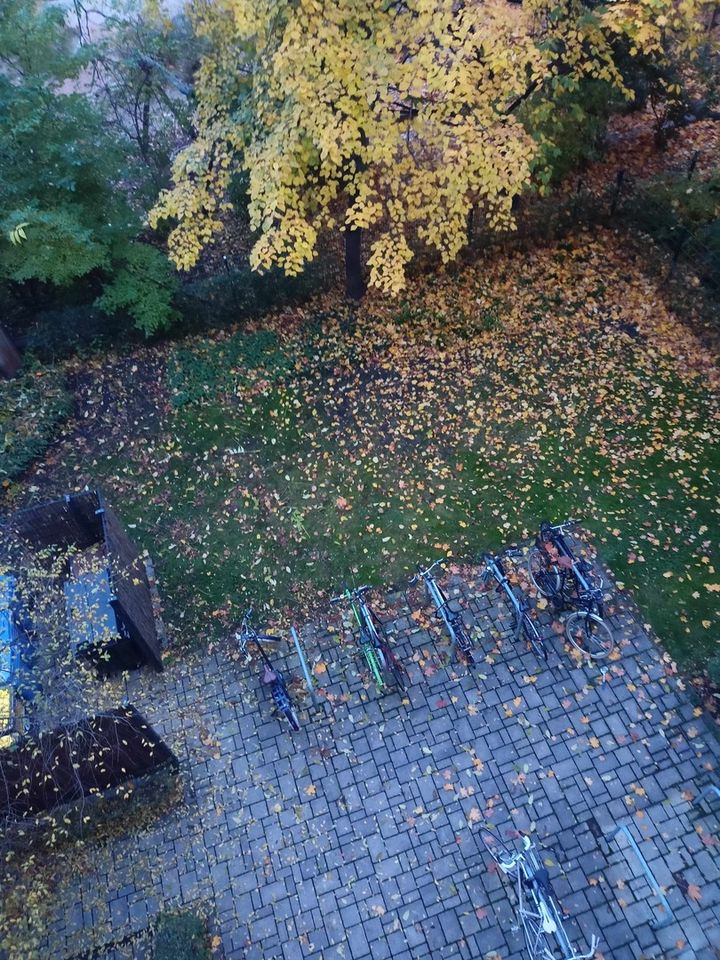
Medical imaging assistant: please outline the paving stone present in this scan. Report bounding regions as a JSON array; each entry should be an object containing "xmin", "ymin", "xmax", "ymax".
[{"xmin": 38, "ymin": 563, "xmax": 720, "ymax": 960}]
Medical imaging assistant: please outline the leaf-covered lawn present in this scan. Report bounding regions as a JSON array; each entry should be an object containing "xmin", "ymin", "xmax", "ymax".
[{"xmin": 15, "ymin": 229, "xmax": 720, "ymax": 675}]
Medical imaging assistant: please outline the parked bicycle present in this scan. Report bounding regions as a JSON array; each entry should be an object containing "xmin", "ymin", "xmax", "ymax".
[
  {"xmin": 409, "ymin": 560, "xmax": 477, "ymax": 667},
  {"xmin": 527, "ymin": 519, "xmax": 614, "ymax": 660},
  {"xmin": 235, "ymin": 609, "xmax": 301, "ymax": 731},
  {"xmin": 330, "ymin": 586, "xmax": 408, "ymax": 693},
  {"xmin": 480, "ymin": 549, "xmax": 547, "ymax": 661},
  {"xmin": 481, "ymin": 829, "xmax": 599, "ymax": 960}
]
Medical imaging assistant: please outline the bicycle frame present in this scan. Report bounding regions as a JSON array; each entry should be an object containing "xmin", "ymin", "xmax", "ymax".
[
  {"xmin": 411, "ymin": 561, "xmax": 473, "ymax": 663},
  {"xmin": 482, "ymin": 553, "xmax": 528, "ymax": 640},
  {"xmin": 540, "ymin": 523, "xmax": 603, "ymax": 613},
  {"xmin": 334, "ymin": 587, "xmax": 383, "ymax": 645},
  {"xmin": 331, "ymin": 586, "xmax": 408, "ymax": 692},
  {"xmin": 331, "ymin": 587, "xmax": 387, "ymax": 687},
  {"xmin": 496, "ymin": 836, "xmax": 599, "ymax": 960},
  {"xmin": 235, "ymin": 612, "xmax": 299, "ymax": 729}
]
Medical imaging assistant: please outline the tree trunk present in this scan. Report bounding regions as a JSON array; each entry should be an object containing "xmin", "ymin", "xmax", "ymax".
[
  {"xmin": 0, "ymin": 326, "xmax": 21, "ymax": 379},
  {"xmin": 344, "ymin": 227, "xmax": 366, "ymax": 300}
]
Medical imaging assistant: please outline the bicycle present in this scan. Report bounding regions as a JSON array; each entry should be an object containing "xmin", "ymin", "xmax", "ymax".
[
  {"xmin": 234, "ymin": 609, "xmax": 301, "ymax": 731},
  {"xmin": 527, "ymin": 519, "xmax": 614, "ymax": 660},
  {"xmin": 480, "ymin": 549, "xmax": 547, "ymax": 662},
  {"xmin": 330, "ymin": 585, "xmax": 408, "ymax": 693},
  {"xmin": 480, "ymin": 829, "xmax": 599, "ymax": 960},
  {"xmin": 409, "ymin": 560, "xmax": 477, "ymax": 667}
]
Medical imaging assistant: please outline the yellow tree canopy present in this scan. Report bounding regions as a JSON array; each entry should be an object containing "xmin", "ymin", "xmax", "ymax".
[{"xmin": 151, "ymin": 0, "xmax": 713, "ymax": 294}]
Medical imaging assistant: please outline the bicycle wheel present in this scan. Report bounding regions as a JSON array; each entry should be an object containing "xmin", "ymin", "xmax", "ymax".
[
  {"xmin": 522, "ymin": 613, "xmax": 548, "ymax": 661},
  {"xmin": 527, "ymin": 548, "xmax": 561, "ymax": 599},
  {"xmin": 362, "ymin": 641, "xmax": 386, "ymax": 689},
  {"xmin": 283, "ymin": 705, "xmax": 301, "ymax": 732},
  {"xmin": 390, "ymin": 658, "xmax": 408, "ymax": 692},
  {"xmin": 565, "ymin": 611, "xmax": 614, "ymax": 659},
  {"xmin": 480, "ymin": 830, "xmax": 518, "ymax": 875},
  {"xmin": 381, "ymin": 641, "xmax": 408, "ymax": 691},
  {"xmin": 520, "ymin": 905, "xmax": 555, "ymax": 960},
  {"xmin": 450, "ymin": 617, "xmax": 475, "ymax": 666},
  {"xmin": 459, "ymin": 641, "xmax": 476, "ymax": 667}
]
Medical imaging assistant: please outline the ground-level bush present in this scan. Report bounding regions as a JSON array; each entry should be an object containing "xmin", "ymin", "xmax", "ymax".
[
  {"xmin": 628, "ymin": 173, "xmax": 720, "ymax": 287},
  {"xmin": 154, "ymin": 912, "xmax": 211, "ymax": 960},
  {"xmin": 0, "ymin": 365, "xmax": 71, "ymax": 480}
]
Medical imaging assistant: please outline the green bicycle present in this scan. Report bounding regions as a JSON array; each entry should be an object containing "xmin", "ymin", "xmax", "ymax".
[{"xmin": 330, "ymin": 585, "xmax": 408, "ymax": 693}]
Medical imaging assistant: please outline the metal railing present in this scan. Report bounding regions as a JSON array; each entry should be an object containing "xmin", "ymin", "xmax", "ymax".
[
  {"xmin": 606, "ymin": 823, "xmax": 675, "ymax": 929},
  {"xmin": 695, "ymin": 783, "xmax": 720, "ymax": 806}
]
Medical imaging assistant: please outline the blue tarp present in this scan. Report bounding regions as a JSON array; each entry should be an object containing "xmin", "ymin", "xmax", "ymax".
[
  {"xmin": 64, "ymin": 568, "xmax": 119, "ymax": 655},
  {"xmin": 1, "ymin": 575, "xmax": 18, "ymax": 733}
]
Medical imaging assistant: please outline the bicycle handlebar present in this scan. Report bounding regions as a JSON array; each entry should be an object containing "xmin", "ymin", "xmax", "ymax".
[
  {"xmin": 330, "ymin": 585, "xmax": 371, "ymax": 604},
  {"xmin": 409, "ymin": 559, "xmax": 444, "ymax": 584},
  {"xmin": 483, "ymin": 547, "xmax": 523, "ymax": 564},
  {"xmin": 548, "ymin": 517, "xmax": 583, "ymax": 532}
]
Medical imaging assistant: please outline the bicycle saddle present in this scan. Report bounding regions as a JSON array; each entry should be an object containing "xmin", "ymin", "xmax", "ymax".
[
  {"xmin": 262, "ymin": 665, "xmax": 278, "ymax": 684},
  {"xmin": 531, "ymin": 866, "xmax": 552, "ymax": 890}
]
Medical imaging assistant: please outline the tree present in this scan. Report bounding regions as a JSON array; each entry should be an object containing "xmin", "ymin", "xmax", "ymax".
[
  {"xmin": 0, "ymin": 0, "xmax": 179, "ymax": 337},
  {"xmin": 68, "ymin": 0, "xmax": 198, "ymax": 200},
  {"xmin": 151, "ymin": 0, "xmax": 714, "ymax": 298}
]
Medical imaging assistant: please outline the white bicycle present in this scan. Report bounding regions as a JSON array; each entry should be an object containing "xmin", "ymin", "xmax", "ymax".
[{"xmin": 480, "ymin": 831, "xmax": 599, "ymax": 960}]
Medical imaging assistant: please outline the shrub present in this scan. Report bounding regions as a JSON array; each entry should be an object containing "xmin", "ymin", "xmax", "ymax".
[
  {"xmin": 523, "ymin": 78, "xmax": 622, "ymax": 186},
  {"xmin": 95, "ymin": 242, "xmax": 181, "ymax": 335},
  {"xmin": 154, "ymin": 912, "xmax": 210, "ymax": 960},
  {"xmin": 632, "ymin": 173, "xmax": 720, "ymax": 237},
  {"xmin": 178, "ymin": 260, "xmax": 334, "ymax": 334},
  {"xmin": 628, "ymin": 174, "xmax": 720, "ymax": 287},
  {"xmin": 18, "ymin": 304, "xmax": 136, "ymax": 362},
  {"xmin": 0, "ymin": 366, "xmax": 71, "ymax": 479}
]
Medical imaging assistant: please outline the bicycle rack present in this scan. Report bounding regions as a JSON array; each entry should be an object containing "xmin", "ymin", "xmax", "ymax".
[
  {"xmin": 695, "ymin": 783, "xmax": 720, "ymax": 806},
  {"xmin": 290, "ymin": 626, "xmax": 320, "ymax": 707},
  {"xmin": 606, "ymin": 823, "xmax": 675, "ymax": 929}
]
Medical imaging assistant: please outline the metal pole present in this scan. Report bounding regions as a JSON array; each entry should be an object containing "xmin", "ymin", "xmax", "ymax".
[
  {"xmin": 696, "ymin": 783, "xmax": 720, "ymax": 805},
  {"xmin": 291, "ymin": 626, "xmax": 319, "ymax": 706},
  {"xmin": 607, "ymin": 824, "xmax": 675, "ymax": 929}
]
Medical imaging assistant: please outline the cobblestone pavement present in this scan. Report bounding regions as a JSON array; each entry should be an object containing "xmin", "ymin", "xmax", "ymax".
[{"xmin": 44, "ymin": 561, "xmax": 720, "ymax": 960}]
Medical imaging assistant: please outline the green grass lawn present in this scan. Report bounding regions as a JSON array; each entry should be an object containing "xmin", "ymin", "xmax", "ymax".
[{"xmin": 23, "ymin": 231, "xmax": 720, "ymax": 676}]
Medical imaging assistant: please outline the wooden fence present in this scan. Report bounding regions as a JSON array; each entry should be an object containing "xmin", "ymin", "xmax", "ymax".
[{"xmin": 0, "ymin": 704, "xmax": 177, "ymax": 821}]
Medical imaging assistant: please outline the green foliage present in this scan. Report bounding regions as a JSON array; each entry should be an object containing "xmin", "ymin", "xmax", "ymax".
[
  {"xmin": 0, "ymin": 0, "xmax": 181, "ymax": 336},
  {"xmin": 178, "ymin": 261, "xmax": 333, "ymax": 332},
  {"xmin": 629, "ymin": 174, "xmax": 720, "ymax": 286},
  {"xmin": 18, "ymin": 305, "xmax": 133, "ymax": 363},
  {"xmin": 634, "ymin": 174, "xmax": 720, "ymax": 236},
  {"xmin": 95, "ymin": 243, "xmax": 180, "ymax": 335},
  {"xmin": 0, "ymin": 366, "xmax": 71, "ymax": 479},
  {"xmin": 524, "ymin": 78, "xmax": 621, "ymax": 186},
  {"xmin": 1, "ymin": 208, "xmax": 109, "ymax": 286},
  {"xmin": 154, "ymin": 912, "xmax": 210, "ymax": 960},
  {"xmin": 0, "ymin": 1, "xmax": 134, "ymax": 277}
]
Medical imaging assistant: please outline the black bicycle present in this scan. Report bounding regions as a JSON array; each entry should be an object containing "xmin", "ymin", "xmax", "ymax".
[
  {"xmin": 481, "ymin": 549, "xmax": 547, "ymax": 662},
  {"xmin": 235, "ymin": 609, "xmax": 301, "ymax": 731},
  {"xmin": 527, "ymin": 519, "xmax": 614, "ymax": 660},
  {"xmin": 409, "ymin": 560, "xmax": 477, "ymax": 667}
]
